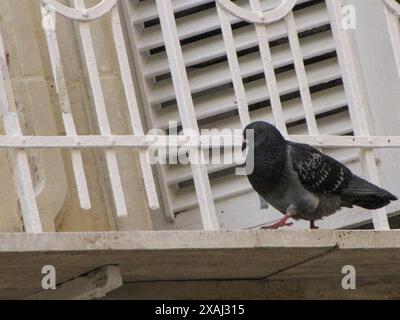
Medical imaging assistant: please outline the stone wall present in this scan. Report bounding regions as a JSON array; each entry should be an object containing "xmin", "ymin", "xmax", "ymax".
[{"xmin": 0, "ymin": 0, "xmax": 153, "ymax": 232}]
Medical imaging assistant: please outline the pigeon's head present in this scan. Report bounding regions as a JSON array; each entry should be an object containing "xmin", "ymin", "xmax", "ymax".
[{"xmin": 242, "ymin": 121, "xmax": 285, "ymax": 150}]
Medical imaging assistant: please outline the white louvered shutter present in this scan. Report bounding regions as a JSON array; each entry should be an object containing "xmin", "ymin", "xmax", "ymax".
[{"xmin": 121, "ymin": 0, "xmax": 399, "ymax": 230}]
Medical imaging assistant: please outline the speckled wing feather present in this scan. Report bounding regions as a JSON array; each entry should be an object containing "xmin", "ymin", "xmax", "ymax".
[{"xmin": 287, "ymin": 141, "xmax": 352, "ymax": 195}]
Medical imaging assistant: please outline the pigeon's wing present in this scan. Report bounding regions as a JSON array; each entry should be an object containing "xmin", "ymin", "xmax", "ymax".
[{"xmin": 287, "ymin": 141, "xmax": 352, "ymax": 195}]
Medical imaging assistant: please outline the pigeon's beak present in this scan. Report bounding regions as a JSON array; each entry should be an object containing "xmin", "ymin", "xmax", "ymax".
[{"xmin": 242, "ymin": 140, "xmax": 247, "ymax": 152}]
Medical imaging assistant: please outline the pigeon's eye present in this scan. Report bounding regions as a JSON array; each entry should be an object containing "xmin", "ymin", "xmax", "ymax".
[{"xmin": 246, "ymin": 128, "xmax": 260, "ymax": 139}]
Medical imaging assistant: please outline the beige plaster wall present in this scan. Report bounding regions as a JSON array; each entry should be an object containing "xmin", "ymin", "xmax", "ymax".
[{"xmin": 0, "ymin": 0, "xmax": 154, "ymax": 232}]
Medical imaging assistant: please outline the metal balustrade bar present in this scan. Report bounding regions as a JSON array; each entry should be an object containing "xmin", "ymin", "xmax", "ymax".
[
  {"xmin": 155, "ymin": 0, "xmax": 219, "ymax": 231},
  {"xmin": 216, "ymin": 2, "xmax": 251, "ymax": 128},
  {"xmin": 248, "ymin": 0, "xmax": 288, "ymax": 135},
  {"xmin": 73, "ymin": 0, "xmax": 128, "ymax": 218},
  {"xmin": 0, "ymin": 135, "xmax": 398, "ymax": 149},
  {"xmin": 110, "ymin": 6, "xmax": 159, "ymax": 211},
  {"xmin": 41, "ymin": 3, "xmax": 91, "ymax": 211},
  {"xmin": 285, "ymin": 11, "xmax": 319, "ymax": 136},
  {"xmin": 327, "ymin": 0, "xmax": 390, "ymax": 230},
  {"xmin": 0, "ymin": 33, "xmax": 42, "ymax": 233},
  {"xmin": 44, "ymin": 0, "xmax": 159, "ymax": 218}
]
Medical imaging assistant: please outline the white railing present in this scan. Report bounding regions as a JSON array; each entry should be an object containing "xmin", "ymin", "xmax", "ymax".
[
  {"xmin": 0, "ymin": 0, "xmax": 399, "ymax": 232},
  {"xmin": 0, "ymin": 0, "xmax": 161, "ymax": 232},
  {"xmin": 326, "ymin": 0, "xmax": 391, "ymax": 230},
  {"xmin": 0, "ymin": 35, "xmax": 42, "ymax": 233},
  {"xmin": 156, "ymin": 0, "xmax": 220, "ymax": 230},
  {"xmin": 42, "ymin": 0, "xmax": 161, "ymax": 216}
]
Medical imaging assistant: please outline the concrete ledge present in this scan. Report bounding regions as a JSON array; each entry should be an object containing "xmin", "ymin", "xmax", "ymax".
[
  {"xmin": 1, "ymin": 229, "xmax": 400, "ymax": 252},
  {"xmin": 0, "ymin": 230, "xmax": 398, "ymax": 299}
]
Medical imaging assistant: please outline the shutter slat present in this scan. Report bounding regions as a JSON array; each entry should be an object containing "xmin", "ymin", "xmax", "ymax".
[
  {"xmin": 132, "ymin": 0, "xmax": 315, "ymax": 25},
  {"xmin": 137, "ymin": 0, "xmax": 322, "ymax": 52},
  {"xmin": 132, "ymin": 0, "xmax": 216, "ymax": 25},
  {"xmin": 154, "ymin": 58, "xmax": 342, "ymax": 128},
  {"xmin": 143, "ymin": 2, "xmax": 329, "ymax": 78},
  {"xmin": 150, "ymin": 31, "xmax": 335, "ymax": 105}
]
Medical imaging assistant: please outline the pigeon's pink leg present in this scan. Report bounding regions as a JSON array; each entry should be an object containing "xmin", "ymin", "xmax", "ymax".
[
  {"xmin": 261, "ymin": 214, "xmax": 293, "ymax": 230},
  {"xmin": 310, "ymin": 221, "xmax": 319, "ymax": 229}
]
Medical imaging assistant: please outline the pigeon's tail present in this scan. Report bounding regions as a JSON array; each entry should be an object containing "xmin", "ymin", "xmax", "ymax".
[{"xmin": 342, "ymin": 175, "xmax": 398, "ymax": 210}]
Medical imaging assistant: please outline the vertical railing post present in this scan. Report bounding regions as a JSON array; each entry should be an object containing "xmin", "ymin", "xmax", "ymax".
[
  {"xmin": 111, "ymin": 6, "xmax": 159, "ymax": 210},
  {"xmin": 41, "ymin": 0, "xmax": 160, "ymax": 219},
  {"xmin": 285, "ymin": 11, "xmax": 319, "ymax": 136},
  {"xmin": 156, "ymin": 0, "xmax": 219, "ymax": 230},
  {"xmin": 216, "ymin": 3, "xmax": 251, "ymax": 128},
  {"xmin": 327, "ymin": 0, "xmax": 390, "ymax": 230},
  {"xmin": 0, "ymin": 33, "xmax": 43, "ymax": 233},
  {"xmin": 249, "ymin": 0, "xmax": 288, "ymax": 135},
  {"xmin": 41, "ymin": 3, "xmax": 91, "ymax": 210},
  {"xmin": 73, "ymin": 0, "xmax": 128, "ymax": 217}
]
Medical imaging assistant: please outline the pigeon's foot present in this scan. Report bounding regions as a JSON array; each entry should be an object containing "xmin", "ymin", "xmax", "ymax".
[
  {"xmin": 261, "ymin": 214, "xmax": 293, "ymax": 230},
  {"xmin": 310, "ymin": 221, "xmax": 319, "ymax": 230}
]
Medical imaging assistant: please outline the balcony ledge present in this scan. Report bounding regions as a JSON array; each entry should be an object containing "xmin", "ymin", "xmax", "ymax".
[{"xmin": 1, "ymin": 230, "xmax": 399, "ymax": 299}]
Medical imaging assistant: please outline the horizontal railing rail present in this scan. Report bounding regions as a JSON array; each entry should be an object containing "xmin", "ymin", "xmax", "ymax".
[{"xmin": 0, "ymin": 135, "xmax": 397, "ymax": 149}]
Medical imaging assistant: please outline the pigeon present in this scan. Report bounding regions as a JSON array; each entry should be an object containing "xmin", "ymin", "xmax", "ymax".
[{"xmin": 242, "ymin": 121, "xmax": 398, "ymax": 229}]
